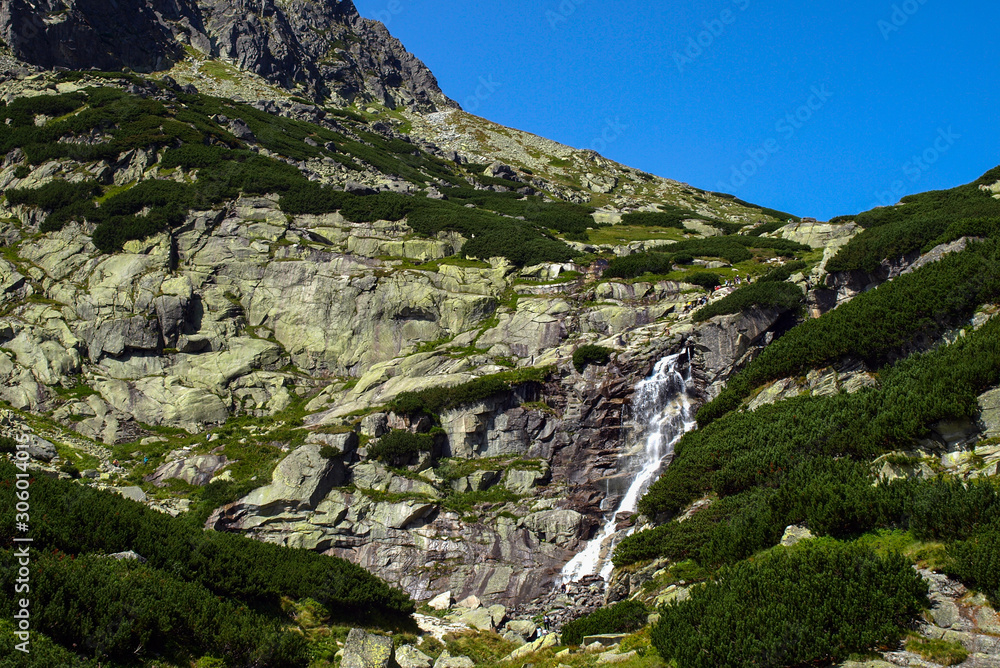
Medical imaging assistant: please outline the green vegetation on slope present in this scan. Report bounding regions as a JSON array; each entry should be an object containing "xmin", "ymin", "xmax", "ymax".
[
  {"xmin": 693, "ymin": 281, "xmax": 803, "ymax": 322},
  {"xmin": 0, "ymin": 550, "xmax": 310, "ymax": 666},
  {"xmin": 387, "ymin": 366, "xmax": 552, "ymax": 418},
  {"xmin": 0, "ymin": 459, "xmax": 413, "ymax": 610},
  {"xmin": 651, "ymin": 540, "xmax": 928, "ymax": 668},
  {"xmin": 0, "ymin": 85, "xmax": 582, "ymax": 265},
  {"xmin": 698, "ymin": 238, "xmax": 1000, "ymax": 425},
  {"xmin": 561, "ymin": 600, "xmax": 649, "ymax": 646},
  {"xmin": 604, "ymin": 237, "xmax": 811, "ymax": 280},
  {"xmin": 572, "ymin": 344, "xmax": 614, "ymax": 372},
  {"xmin": 827, "ymin": 166, "xmax": 1000, "ymax": 272}
]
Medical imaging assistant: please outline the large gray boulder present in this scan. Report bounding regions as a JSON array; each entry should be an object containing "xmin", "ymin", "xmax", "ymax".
[
  {"xmin": 341, "ymin": 628, "xmax": 394, "ymax": 668},
  {"xmin": 432, "ymin": 651, "xmax": 474, "ymax": 668},
  {"xmin": 240, "ymin": 443, "xmax": 343, "ymax": 510},
  {"xmin": 395, "ymin": 645, "xmax": 432, "ymax": 668},
  {"xmin": 26, "ymin": 435, "xmax": 57, "ymax": 462},
  {"xmin": 77, "ymin": 316, "xmax": 162, "ymax": 361},
  {"xmin": 978, "ymin": 388, "xmax": 1000, "ymax": 438},
  {"xmin": 145, "ymin": 454, "xmax": 229, "ymax": 487}
]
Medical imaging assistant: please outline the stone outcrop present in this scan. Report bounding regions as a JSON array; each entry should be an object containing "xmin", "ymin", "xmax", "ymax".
[
  {"xmin": 341, "ymin": 628, "xmax": 394, "ymax": 668},
  {"xmin": 0, "ymin": 0, "xmax": 456, "ymax": 110}
]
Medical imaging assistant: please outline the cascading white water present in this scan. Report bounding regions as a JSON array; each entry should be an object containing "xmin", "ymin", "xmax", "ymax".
[{"xmin": 559, "ymin": 350, "xmax": 697, "ymax": 584}]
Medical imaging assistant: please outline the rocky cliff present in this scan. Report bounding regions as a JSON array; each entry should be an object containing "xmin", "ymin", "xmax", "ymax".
[{"xmin": 0, "ymin": 0, "xmax": 455, "ymax": 109}]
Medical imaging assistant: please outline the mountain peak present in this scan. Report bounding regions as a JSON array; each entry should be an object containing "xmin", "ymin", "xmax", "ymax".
[{"xmin": 0, "ymin": 0, "xmax": 456, "ymax": 110}]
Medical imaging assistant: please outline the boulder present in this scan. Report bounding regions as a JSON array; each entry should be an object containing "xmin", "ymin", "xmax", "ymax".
[
  {"xmin": 361, "ymin": 413, "xmax": 390, "ymax": 438},
  {"xmin": 455, "ymin": 595, "xmax": 481, "ymax": 610},
  {"xmin": 77, "ymin": 315, "xmax": 162, "ymax": 361},
  {"xmin": 427, "ymin": 591, "xmax": 452, "ymax": 611},
  {"xmin": 451, "ymin": 469, "xmax": 499, "ymax": 493},
  {"xmin": 26, "ymin": 435, "xmax": 57, "ymax": 462},
  {"xmin": 145, "ymin": 454, "xmax": 229, "ymax": 487},
  {"xmin": 506, "ymin": 620, "xmax": 537, "ymax": 638},
  {"xmin": 521, "ymin": 510, "xmax": 586, "ymax": 548},
  {"xmin": 978, "ymin": 388, "xmax": 1000, "ymax": 438},
  {"xmin": 306, "ymin": 431, "xmax": 358, "ymax": 457},
  {"xmin": 117, "ymin": 486, "xmax": 148, "ymax": 503},
  {"xmin": 459, "ymin": 606, "xmax": 495, "ymax": 631},
  {"xmin": 780, "ymin": 525, "xmax": 816, "ymax": 547},
  {"xmin": 484, "ymin": 162, "xmax": 518, "ymax": 181},
  {"xmin": 395, "ymin": 645, "xmax": 432, "ymax": 668},
  {"xmin": 240, "ymin": 444, "xmax": 342, "ymax": 510},
  {"xmin": 504, "ymin": 466, "xmax": 549, "ymax": 495},
  {"xmin": 502, "ymin": 631, "xmax": 526, "ymax": 646},
  {"xmin": 487, "ymin": 604, "xmax": 507, "ymax": 628},
  {"xmin": 583, "ymin": 634, "xmax": 629, "ymax": 647},
  {"xmin": 504, "ymin": 633, "xmax": 559, "ymax": 661},
  {"xmin": 597, "ymin": 650, "xmax": 637, "ymax": 664},
  {"xmin": 341, "ymin": 628, "xmax": 394, "ymax": 668},
  {"xmin": 432, "ymin": 651, "xmax": 474, "ymax": 668}
]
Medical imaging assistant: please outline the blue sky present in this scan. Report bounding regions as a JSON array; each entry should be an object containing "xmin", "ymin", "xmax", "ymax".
[{"xmin": 353, "ymin": 0, "xmax": 999, "ymax": 220}]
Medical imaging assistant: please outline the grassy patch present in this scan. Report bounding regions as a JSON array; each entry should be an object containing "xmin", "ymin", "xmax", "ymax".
[{"xmin": 905, "ymin": 634, "xmax": 969, "ymax": 666}]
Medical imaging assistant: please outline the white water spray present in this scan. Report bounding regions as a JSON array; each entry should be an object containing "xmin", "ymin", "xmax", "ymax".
[{"xmin": 559, "ymin": 350, "xmax": 697, "ymax": 584}]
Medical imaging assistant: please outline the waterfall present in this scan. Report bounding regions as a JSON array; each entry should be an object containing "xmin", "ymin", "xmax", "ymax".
[{"xmin": 559, "ymin": 350, "xmax": 697, "ymax": 584}]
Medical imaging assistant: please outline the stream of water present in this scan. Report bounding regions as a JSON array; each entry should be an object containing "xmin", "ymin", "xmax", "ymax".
[{"xmin": 559, "ymin": 350, "xmax": 697, "ymax": 584}]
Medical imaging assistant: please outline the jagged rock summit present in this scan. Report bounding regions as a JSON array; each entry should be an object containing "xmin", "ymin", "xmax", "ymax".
[{"xmin": 0, "ymin": 0, "xmax": 456, "ymax": 110}]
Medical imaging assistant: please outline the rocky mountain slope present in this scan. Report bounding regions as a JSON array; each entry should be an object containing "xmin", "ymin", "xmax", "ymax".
[{"xmin": 0, "ymin": 0, "xmax": 454, "ymax": 109}]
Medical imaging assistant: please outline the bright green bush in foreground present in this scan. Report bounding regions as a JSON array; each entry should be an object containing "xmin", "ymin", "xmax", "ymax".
[
  {"xmin": 651, "ymin": 540, "xmax": 928, "ymax": 668},
  {"xmin": 561, "ymin": 600, "xmax": 649, "ymax": 646}
]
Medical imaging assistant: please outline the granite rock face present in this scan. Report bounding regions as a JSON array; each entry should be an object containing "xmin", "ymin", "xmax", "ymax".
[{"xmin": 0, "ymin": 0, "xmax": 456, "ymax": 110}]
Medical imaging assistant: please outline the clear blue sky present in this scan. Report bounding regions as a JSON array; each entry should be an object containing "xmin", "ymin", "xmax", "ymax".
[{"xmin": 353, "ymin": 0, "xmax": 999, "ymax": 220}]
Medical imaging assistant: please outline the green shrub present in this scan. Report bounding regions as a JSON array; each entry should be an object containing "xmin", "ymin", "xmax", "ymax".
[
  {"xmin": 388, "ymin": 367, "xmax": 551, "ymax": 417},
  {"xmin": 699, "ymin": 240, "xmax": 1000, "ymax": 426},
  {"xmin": 0, "ymin": 619, "xmax": 97, "ymax": 667},
  {"xmin": 651, "ymin": 540, "xmax": 928, "ymax": 668},
  {"xmin": 5, "ymin": 180, "xmax": 101, "ymax": 210},
  {"xmin": 572, "ymin": 344, "xmax": 613, "ymax": 372},
  {"xmin": 0, "ymin": 551, "xmax": 310, "ymax": 666},
  {"xmin": 12, "ymin": 165, "xmax": 30, "ymax": 179},
  {"xmin": 828, "ymin": 168, "xmax": 1000, "ymax": 273},
  {"xmin": 0, "ymin": 437, "xmax": 16, "ymax": 454},
  {"xmin": 759, "ymin": 260, "xmax": 808, "ymax": 282},
  {"xmin": 948, "ymin": 529, "xmax": 1000, "ymax": 605},
  {"xmin": 621, "ymin": 211, "xmax": 688, "ymax": 229},
  {"xmin": 686, "ymin": 272, "xmax": 722, "ymax": 289},
  {"xmin": 693, "ymin": 282, "xmax": 803, "ymax": 322},
  {"xmin": 561, "ymin": 600, "xmax": 649, "ymax": 646},
  {"xmin": 604, "ymin": 252, "xmax": 674, "ymax": 279},
  {"xmin": 368, "ymin": 430, "xmax": 435, "ymax": 464}
]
